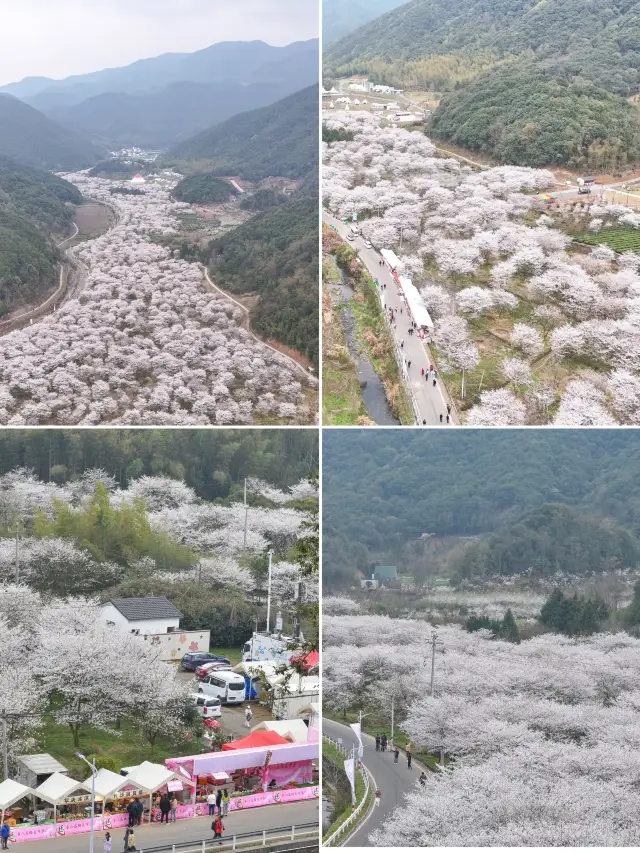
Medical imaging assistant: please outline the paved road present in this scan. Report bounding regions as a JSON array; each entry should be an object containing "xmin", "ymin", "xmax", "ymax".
[
  {"xmin": 323, "ymin": 718, "xmax": 418, "ymax": 847},
  {"xmin": 15, "ymin": 801, "xmax": 318, "ymax": 853},
  {"xmin": 324, "ymin": 211, "xmax": 454, "ymax": 425}
]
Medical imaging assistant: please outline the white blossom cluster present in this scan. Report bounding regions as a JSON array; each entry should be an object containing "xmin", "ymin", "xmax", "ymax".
[
  {"xmin": 323, "ymin": 112, "xmax": 640, "ymax": 425},
  {"xmin": 0, "ymin": 172, "xmax": 315, "ymax": 425},
  {"xmin": 324, "ymin": 611, "xmax": 640, "ymax": 845}
]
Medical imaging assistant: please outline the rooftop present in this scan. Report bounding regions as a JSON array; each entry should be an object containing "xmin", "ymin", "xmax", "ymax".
[
  {"xmin": 106, "ymin": 597, "xmax": 182, "ymax": 622},
  {"xmin": 17, "ymin": 754, "xmax": 67, "ymax": 775}
]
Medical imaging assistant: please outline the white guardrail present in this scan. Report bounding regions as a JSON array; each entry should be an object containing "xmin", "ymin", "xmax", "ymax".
[{"xmin": 323, "ymin": 736, "xmax": 373, "ymax": 847}]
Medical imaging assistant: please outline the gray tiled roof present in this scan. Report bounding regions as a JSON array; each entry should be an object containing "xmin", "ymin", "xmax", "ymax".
[{"xmin": 108, "ymin": 596, "xmax": 182, "ymax": 621}]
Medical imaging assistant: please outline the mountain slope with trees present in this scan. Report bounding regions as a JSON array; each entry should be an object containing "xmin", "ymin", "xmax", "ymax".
[
  {"xmin": 0, "ymin": 94, "xmax": 101, "ymax": 170},
  {"xmin": 323, "ymin": 0, "xmax": 410, "ymax": 44},
  {"xmin": 165, "ymin": 86, "xmax": 318, "ymax": 181},
  {"xmin": 326, "ymin": 0, "xmax": 640, "ymax": 167},
  {"xmin": 323, "ymin": 431, "xmax": 640, "ymax": 583},
  {"xmin": 0, "ymin": 157, "xmax": 83, "ymax": 314},
  {"xmin": 208, "ymin": 194, "xmax": 319, "ymax": 367}
]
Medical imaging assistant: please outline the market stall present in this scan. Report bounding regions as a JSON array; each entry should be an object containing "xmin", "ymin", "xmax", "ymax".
[
  {"xmin": 34, "ymin": 772, "xmax": 92, "ymax": 825},
  {"xmin": 0, "ymin": 779, "xmax": 35, "ymax": 826},
  {"xmin": 166, "ymin": 738, "xmax": 319, "ymax": 813},
  {"xmin": 124, "ymin": 761, "xmax": 196, "ymax": 822}
]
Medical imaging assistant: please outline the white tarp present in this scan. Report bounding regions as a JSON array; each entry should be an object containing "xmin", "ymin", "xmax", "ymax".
[
  {"xmin": 0, "ymin": 779, "xmax": 34, "ymax": 809},
  {"xmin": 233, "ymin": 661, "xmax": 279, "ymax": 679},
  {"xmin": 380, "ymin": 249, "xmax": 401, "ymax": 270},
  {"xmin": 35, "ymin": 773, "xmax": 89, "ymax": 805},
  {"xmin": 399, "ymin": 276, "xmax": 434, "ymax": 329},
  {"xmin": 183, "ymin": 742, "xmax": 319, "ymax": 775},
  {"xmin": 124, "ymin": 761, "xmax": 195, "ymax": 794},
  {"xmin": 251, "ymin": 720, "xmax": 310, "ymax": 743}
]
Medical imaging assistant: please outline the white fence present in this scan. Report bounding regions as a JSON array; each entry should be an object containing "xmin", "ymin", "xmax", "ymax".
[{"xmin": 323, "ymin": 736, "xmax": 374, "ymax": 847}]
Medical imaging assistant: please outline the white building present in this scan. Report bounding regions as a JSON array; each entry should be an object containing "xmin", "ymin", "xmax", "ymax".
[{"xmin": 102, "ymin": 596, "xmax": 182, "ymax": 634}]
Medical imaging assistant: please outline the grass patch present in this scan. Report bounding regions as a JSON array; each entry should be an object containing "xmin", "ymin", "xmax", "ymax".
[
  {"xmin": 211, "ymin": 646, "xmax": 242, "ymax": 665},
  {"xmin": 40, "ymin": 717, "xmax": 202, "ymax": 780}
]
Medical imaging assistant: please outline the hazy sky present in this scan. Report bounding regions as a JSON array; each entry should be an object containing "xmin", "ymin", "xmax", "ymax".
[{"xmin": 0, "ymin": 0, "xmax": 319, "ymax": 85}]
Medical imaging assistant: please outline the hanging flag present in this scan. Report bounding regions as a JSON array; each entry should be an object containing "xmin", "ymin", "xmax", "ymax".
[{"xmin": 344, "ymin": 758, "xmax": 356, "ymax": 806}]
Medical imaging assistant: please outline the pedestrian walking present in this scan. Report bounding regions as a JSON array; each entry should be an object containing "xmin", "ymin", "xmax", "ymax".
[
  {"xmin": 207, "ymin": 789, "xmax": 216, "ymax": 816},
  {"xmin": 212, "ymin": 816, "xmax": 225, "ymax": 844},
  {"xmin": 135, "ymin": 799, "xmax": 143, "ymax": 826},
  {"xmin": 422, "ymin": 419, "xmax": 427, "ymax": 425},
  {"xmin": 1, "ymin": 823, "xmax": 9, "ymax": 850},
  {"xmin": 375, "ymin": 734, "xmax": 381, "ymax": 752},
  {"xmin": 123, "ymin": 829, "xmax": 131, "ymax": 853},
  {"xmin": 170, "ymin": 797, "xmax": 178, "ymax": 822},
  {"xmin": 429, "ymin": 364, "xmax": 433, "ymax": 373},
  {"xmin": 407, "ymin": 360, "xmax": 411, "ymax": 369},
  {"xmin": 446, "ymin": 414, "xmax": 450, "ymax": 423},
  {"xmin": 406, "ymin": 742, "xmax": 412, "ymax": 769},
  {"xmin": 381, "ymin": 733, "xmax": 388, "ymax": 752},
  {"xmin": 439, "ymin": 413, "xmax": 443, "ymax": 423},
  {"xmin": 421, "ymin": 367, "xmax": 424, "ymax": 376},
  {"xmin": 419, "ymin": 772, "xmax": 428, "ymax": 786},
  {"xmin": 244, "ymin": 705, "xmax": 253, "ymax": 728},
  {"xmin": 127, "ymin": 829, "xmax": 137, "ymax": 851},
  {"xmin": 433, "ymin": 378, "xmax": 437, "ymax": 387},
  {"xmin": 400, "ymin": 339, "xmax": 404, "ymax": 348},
  {"xmin": 104, "ymin": 831, "xmax": 112, "ymax": 852},
  {"xmin": 400, "ymin": 307, "xmax": 403, "ymax": 314},
  {"xmin": 126, "ymin": 801, "xmax": 135, "ymax": 828},
  {"xmin": 215, "ymin": 789, "xmax": 223, "ymax": 816},
  {"xmin": 393, "ymin": 746, "xmax": 399, "ymax": 764},
  {"xmin": 222, "ymin": 789, "xmax": 230, "ymax": 817},
  {"xmin": 375, "ymin": 790, "xmax": 382, "ymax": 808},
  {"xmin": 447, "ymin": 404, "xmax": 451, "ymax": 415}
]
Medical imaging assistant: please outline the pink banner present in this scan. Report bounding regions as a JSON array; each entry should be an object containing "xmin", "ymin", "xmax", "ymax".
[{"xmin": 228, "ymin": 786, "xmax": 319, "ymax": 811}]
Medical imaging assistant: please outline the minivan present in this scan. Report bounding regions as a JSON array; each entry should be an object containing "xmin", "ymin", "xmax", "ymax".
[{"xmin": 198, "ymin": 670, "xmax": 246, "ymax": 705}]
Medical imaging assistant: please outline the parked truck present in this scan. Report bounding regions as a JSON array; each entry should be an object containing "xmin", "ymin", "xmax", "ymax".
[{"xmin": 242, "ymin": 632, "xmax": 299, "ymax": 663}]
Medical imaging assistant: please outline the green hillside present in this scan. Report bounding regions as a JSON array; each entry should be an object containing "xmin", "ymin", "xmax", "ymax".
[
  {"xmin": 451, "ymin": 504, "xmax": 640, "ymax": 581},
  {"xmin": 0, "ymin": 157, "xmax": 82, "ymax": 314},
  {"xmin": 323, "ymin": 0, "xmax": 409, "ymax": 44},
  {"xmin": 164, "ymin": 86, "xmax": 318, "ymax": 181},
  {"xmin": 323, "ymin": 431, "xmax": 640, "ymax": 584},
  {"xmin": 207, "ymin": 194, "xmax": 319, "ymax": 367},
  {"xmin": 171, "ymin": 175, "xmax": 238, "ymax": 204},
  {"xmin": 326, "ymin": 0, "xmax": 640, "ymax": 168},
  {"xmin": 0, "ymin": 94, "xmax": 100, "ymax": 171}
]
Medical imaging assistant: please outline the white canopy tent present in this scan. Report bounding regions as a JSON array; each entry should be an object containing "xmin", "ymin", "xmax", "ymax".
[
  {"xmin": 381, "ymin": 249, "xmax": 402, "ymax": 271},
  {"xmin": 398, "ymin": 276, "xmax": 434, "ymax": 330},
  {"xmin": 35, "ymin": 772, "xmax": 91, "ymax": 824},
  {"xmin": 251, "ymin": 719, "xmax": 310, "ymax": 743},
  {"xmin": 124, "ymin": 761, "xmax": 196, "ymax": 818},
  {"xmin": 0, "ymin": 779, "xmax": 35, "ymax": 823}
]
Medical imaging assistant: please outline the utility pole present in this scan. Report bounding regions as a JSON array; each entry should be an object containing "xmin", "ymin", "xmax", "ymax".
[
  {"xmin": 266, "ymin": 550, "xmax": 274, "ymax": 634},
  {"xmin": 1, "ymin": 713, "xmax": 7, "ymax": 780},
  {"xmin": 391, "ymin": 696, "xmax": 395, "ymax": 741},
  {"xmin": 11, "ymin": 522, "xmax": 20, "ymax": 585},
  {"xmin": 243, "ymin": 478, "xmax": 248, "ymax": 551}
]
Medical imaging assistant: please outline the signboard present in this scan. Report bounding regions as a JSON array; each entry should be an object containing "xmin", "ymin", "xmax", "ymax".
[
  {"xmin": 228, "ymin": 786, "xmax": 318, "ymax": 812},
  {"xmin": 167, "ymin": 779, "xmax": 183, "ymax": 792}
]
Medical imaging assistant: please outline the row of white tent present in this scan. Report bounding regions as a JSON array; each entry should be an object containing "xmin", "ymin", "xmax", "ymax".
[{"xmin": 0, "ymin": 761, "xmax": 194, "ymax": 820}]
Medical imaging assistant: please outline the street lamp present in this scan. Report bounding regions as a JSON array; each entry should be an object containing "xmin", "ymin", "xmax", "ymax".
[{"xmin": 76, "ymin": 753, "xmax": 97, "ymax": 853}]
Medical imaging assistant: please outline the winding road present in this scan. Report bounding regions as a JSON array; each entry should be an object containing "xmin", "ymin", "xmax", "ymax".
[
  {"xmin": 324, "ymin": 211, "xmax": 455, "ymax": 425},
  {"xmin": 324, "ymin": 718, "xmax": 418, "ymax": 847}
]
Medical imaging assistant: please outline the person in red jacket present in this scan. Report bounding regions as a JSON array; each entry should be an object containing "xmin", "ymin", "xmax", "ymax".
[{"xmin": 212, "ymin": 816, "xmax": 225, "ymax": 844}]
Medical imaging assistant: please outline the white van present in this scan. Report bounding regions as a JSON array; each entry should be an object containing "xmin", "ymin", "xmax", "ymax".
[{"xmin": 198, "ymin": 670, "xmax": 246, "ymax": 705}]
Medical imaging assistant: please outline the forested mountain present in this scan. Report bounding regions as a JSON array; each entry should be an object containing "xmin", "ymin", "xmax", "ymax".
[
  {"xmin": 323, "ymin": 0, "xmax": 409, "ymax": 44},
  {"xmin": 208, "ymin": 195, "xmax": 319, "ymax": 367},
  {"xmin": 325, "ymin": 0, "xmax": 640, "ymax": 168},
  {"xmin": 0, "ymin": 429, "xmax": 318, "ymax": 501},
  {"xmin": 0, "ymin": 157, "xmax": 82, "ymax": 314},
  {"xmin": 0, "ymin": 94, "xmax": 101, "ymax": 170},
  {"xmin": 165, "ymin": 86, "xmax": 318, "ymax": 181},
  {"xmin": 2, "ymin": 40, "xmax": 319, "ymax": 108},
  {"xmin": 44, "ymin": 80, "xmax": 306, "ymax": 150},
  {"xmin": 451, "ymin": 504, "xmax": 640, "ymax": 581},
  {"xmin": 171, "ymin": 175, "xmax": 238, "ymax": 204},
  {"xmin": 323, "ymin": 431, "xmax": 640, "ymax": 583}
]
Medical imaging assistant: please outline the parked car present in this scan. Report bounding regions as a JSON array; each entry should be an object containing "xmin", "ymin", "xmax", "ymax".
[
  {"xmin": 346, "ymin": 233, "xmax": 355, "ymax": 241},
  {"xmin": 578, "ymin": 187, "xmax": 592, "ymax": 195},
  {"xmin": 198, "ymin": 671, "xmax": 246, "ymax": 705},
  {"xmin": 363, "ymin": 240, "xmax": 372, "ymax": 248},
  {"xmin": 181, "ymin": 652, "xmax": 229, "ymax": 672},
  {"xmin": 195, "ymin": 660, "xmax": 232, "ymax": 679},
  {"xmin": 189, "ymin": 693, "xmax": 222, "ymax": 718}
]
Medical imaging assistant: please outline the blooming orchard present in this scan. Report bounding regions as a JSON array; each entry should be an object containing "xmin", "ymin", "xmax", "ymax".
[
  {"xmin": 0, "ymin": 172, "xmax": 314, "ymax": 425},
  {"xmin": 323, "ymin": 111, "xmax": 640, "ymax": 425},
  {"xmin": 324, "ymin": 611, "xmax": 640, "ymax": 845}
]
